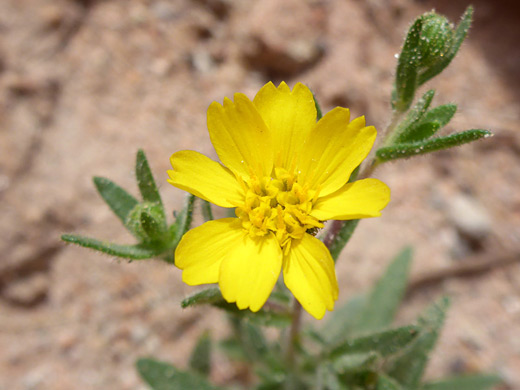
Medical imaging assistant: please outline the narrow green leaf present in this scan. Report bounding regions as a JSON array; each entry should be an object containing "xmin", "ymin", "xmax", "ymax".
[
  {"xmin": 393, "ymin": 89, "xmax": 435, "ymax": 138},
  {"xmin": 317, "ymin": 364, "xmax": 350, "ymax": 390},
  {"xmin": 393, "ymin": 17, "xmax": 423, "ymax": 112},
  {"xmin": 418, "ymin": 6, "xmax": 473, "ymax": 85},
  {"xmin": 422, "ymin": 373, "xmax": 502, "ymax": 390},
  {"xmin": 318, "ymin": 294, "xmax": 367, "ymax": 345},
  {"xmin": 181, "ymin": 287, "xmax": 291, "ymax": 327},
  {"xmin": 357, "ymin": 247, "xmax": 412, "ymax": 331},
  {"xmin": 189, "ymin": 332, "xmax": 211, "ymax": 377},
  {"xmin": 136, "ymin": 149, "xmax": 164, "ymax": 206},
  {"xmin": 61, "ymin": 234, "xmax": 164, "ymax": 260},
  {"xmin": 329, "ymin": 325, "xmax": 419, "ymax": 359},
  {"xmin": 200, "ymin": 199, "xmax": 214, "ymax": 221},
  {"xmin": 329, "ymin": 219, "xmax": 360, "ymax": 261},
  {"xmin": 332, "ymin": 352, "xmax": 379, "ymax": 374},
  {"xmin": 396, "ymin": 122, "xmax": 441, "ymax": 143},
  {"xmin": 388, "ymin": 297, "xmax": 451, "ymax": 388},
  {"xmin": 397, "ymin": 103, "xmax": 457, "ymax": 143},
  {"xmin": 170, "ymin": 193, "xmax": 196, "ymax": 249},
  {"xmin": 181, "ymin": 287, "xmax": 222, "ymax": 308},
  {"xmin": 422, "ymin": 104, "xmax": 457, "ymax": 128},
  {"xmin": 141, "ymin": 210, "xmax": 163, "ymax": 240},
  {"xmin": 136, "ymin": 358, "xmax": 218, "ymax": 390},
  {"xmin": 93, "ymin": 176, "xmax": 138, "ymax": 226},
  {"xmin": 376, "ymin": 129, "xmax": 492, "ymax": 162},
  {"xmin": 377, "ymin": 375, "xmax": 403, "ymax": 390},
  {"xmin": 313, "ymin": 93, "xmax": 323, "ymax": 121}
]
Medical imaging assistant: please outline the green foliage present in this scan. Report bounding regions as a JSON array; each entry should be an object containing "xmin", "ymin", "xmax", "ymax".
[
  {"xmin": 200, "ymin": 199, "xmax": 214, "ymax": 221},
  {"xmin": 136, "ymin": 358, "xmax": 219, "ymax": 390},
  {"xmin": 418, "ymin": 7, "xmax": 473, "ymax": 85},
  {"xmin": 189, "ymin": 332, "xmax": 212, "ymax": 377},
  {"xmin": 93, "ymin": 176, "xmax": 139, "ymax": 230},
  {"xmin": 357, "ymin": 247, "xmax": 412, "ymax": 331},
  {"xmin": 387, "ymin": 297, "xmax": 450, "ymax": 388},
  {"xmin": 422, "ymin": 374, "xmax": 502, "ymax": 390},
  {"xmin": 182, "ymin": 287, "xmax": 292, "ymax": 327},
  {"xmin": 377, "ymin": 129, "xmax": 491, "ymax": 162},
  {"xmin": 328, "ymin": 325, "xmax": 419, "ymax": 360},
  {"xmin": 329, "ymin": 219, "xmax": 360, "ymax": 261},
  {"xmin": 62, "ymin": 150, "xmax": 195, "ymax": 263},
  {"xmin": 61, "ymin": 234, "xmax": 166, "ymax": 260},
  {"xmin": 392, "ymin": 17, "xmax": 423, "ymax": 112}
]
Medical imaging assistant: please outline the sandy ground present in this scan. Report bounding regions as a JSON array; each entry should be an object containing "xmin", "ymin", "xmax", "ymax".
[{"xmin": 0, "ymin": 0, "xmax": 519, "ymax": 389}]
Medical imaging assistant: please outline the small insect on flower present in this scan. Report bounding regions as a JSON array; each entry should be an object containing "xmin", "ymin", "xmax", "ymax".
[{"xmin": 168, "ymin": 82, "xmax": 390, "ymax": 319}]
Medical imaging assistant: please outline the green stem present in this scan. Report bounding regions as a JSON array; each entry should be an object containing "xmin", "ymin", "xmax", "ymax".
[
  {"xmin": 200, "ymin": 199, "xmax": 214, "ymax": 221},
  {"xmin": 286, "ymin": 298, "xmax": 303, "ymax": 367}
]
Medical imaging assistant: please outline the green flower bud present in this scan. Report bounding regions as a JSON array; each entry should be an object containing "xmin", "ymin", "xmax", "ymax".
[
  {"xmin": 418, "ymin": 13, "xmax": 454, "ymax": 69},
  {"xmin": 126, "ymin": 202, "xmax": 167, "ymax": 241}
]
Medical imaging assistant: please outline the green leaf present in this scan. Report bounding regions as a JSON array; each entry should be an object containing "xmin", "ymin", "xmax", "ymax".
[
  {"xmin": 136, "ymin": 358, "xmax": 218, "ymax": 390},
  {"xmin": 93, "ymin": 176, "xmax": 139, "ymax": 227},
  {"xmin": 140, "ymin": 208, "xmax": 165, "ymax": 240},
  {"xmin": 181, "ymin": 288, "xmax": 291, "ymax": 327},
  {"xmin": 313, "ymin": 93, "xmax": 323, "ymax": 121},
  {"xmin": 61, "ymin": 234, "xmax": 164, "ymax": 260},
  {"xmin": 200, "ymin": 199, "xmax": 214, "ymax": 221},
  {"xmin": 136, "ymin": 149, "xmax": 164, "ymax": 207},
  {"xmin": 396, "ymin": 103, "xmax": 456, "ymax": 143},
  {"xmin": 376, "ymin": 129, "xmax": 492, "ymax": 162},
  {"xmin": 393, "ymin": 17, "xmax": 423, "ymax": 112},
  {"xmin": 189, "ymin": 332, "xmax": 211, "ymax": 377},
  {"xmin": 387, "ymin": 297, "xmax": 451, "ymax": 388},
  {"xmin": 396, "ymin": 122, "xmax": 441, "ymax": 143},
  {"xmin": 357, "ymin": 247, "xmax": 412, "ymax": 331},
  {"xmin": 422, "ymin": 373, "xmax": 502, "ymax": 390},
  {"xmin": 332, "ymin": 352, "xmax": 379, "ymax": 374},
  {"xmin": 329, "ymin": 325, "xmax": 419, "ymax": 360},
  {"xmin": 418, "ymin": 6, "xmax": 473, "ymax": 86},
  {"xmin": 329, "ymin": 219, "xmax": 360, "ymax": 261},
  {"xmin": 393, "ymin": 89, "xmax": 435, "ymax": 137},
  {"xmin": 170, "ymin": 193, "xmax": 196, "ymax": 249},
  {"xmin": 377, "ymin": 375, "xmax": 403, "ymax": 390},
  {"xmin": 181, "ymin": 287, "xmax": 222, "ymax": 308},
  {"xmin": 317, "ymin": 294, "xmax": 367, "ymax": 345},
  {"xmin": 422, "ymin": 104, "xmax": 457, "ymax": 128}
]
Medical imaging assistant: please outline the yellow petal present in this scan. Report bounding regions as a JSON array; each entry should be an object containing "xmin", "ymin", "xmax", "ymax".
[
  {"xmin": 175, "ymin": 218, "xmax": 245, "ymax": 285},
  {"xmin": 219, "ymin": 233, "xmax": 282, "ymax": 312},
  {"xmin": 253, "ymin": 82, "xmax": 316, "ymax": 170},
  {"xmin": 207, "ymin": 93, "xmax": 273, "ymax": 179},
  {"xmin": 299, "ymin": 110, "xmax": 376, "ymax": 197},
  {"xmin": 311, "ymin": 178, "xmax": 390, "ymax": 221},
  {"xmin": 168, "ymin": 150, "xmax": 244, "ymax": 208},
  {"xmin": 283, "ymin": 234, "xmax": 338, "ymax": 319}
]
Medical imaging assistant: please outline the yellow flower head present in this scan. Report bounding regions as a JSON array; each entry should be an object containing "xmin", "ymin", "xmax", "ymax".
[{"xmin": 168, "ymin": 82, "xmax": 390, "ymax": 319}]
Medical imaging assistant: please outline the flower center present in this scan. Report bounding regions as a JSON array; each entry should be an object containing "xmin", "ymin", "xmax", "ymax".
[{"xmin": 236, "ymin": 166, "xmax": 323, "ymax": 252}]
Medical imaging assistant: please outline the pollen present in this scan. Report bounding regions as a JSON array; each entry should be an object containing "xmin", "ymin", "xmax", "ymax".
[{"xmin": 236, "ymin": 166, "xmax": 324, "ymax": 249}]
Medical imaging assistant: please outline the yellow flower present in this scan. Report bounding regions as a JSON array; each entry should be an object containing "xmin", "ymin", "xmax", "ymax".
[{"xmin": 168, "ymin": 82, "xmax": 390, "ymax": 319}]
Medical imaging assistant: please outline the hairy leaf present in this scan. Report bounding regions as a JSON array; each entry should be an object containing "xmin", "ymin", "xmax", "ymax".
[
  {"xmin": 387, "ymin": 297, "xmax": 451, "ymax": 388},
  {"xmin": 393, "ymin": 17, "xmax": 423, "ymax": 112},
  {"xmin": 93, "ymin": 176, "xmax": 138, "ymax": 228},
  {"xmin": 189, "ymin": 332, "xmax": 212, "ymax": 377},
  {"xmin": 329, "ymin": 219, "xmax": 360, "ymax": 261},
  {"xmin": 136, "ymin": 358, "xmax": 218, "ymax": 390},
  {"xmin": 376, "ymin": 129, "xmax": 491, "ymax": 162},
  {"xmin": 329, "ymin": 325, "xmax": 419, "ymax": 360},
  {"xmin": 357, "ymin": 247, "xmax": 412, "ymax": 331},
  {"xmin": 61, "ymin": 234, "xmax": 164, "ymax": 260},
  {"xmin": 422, "ymin": 373, "xmax": 502, "ymax": 390}
]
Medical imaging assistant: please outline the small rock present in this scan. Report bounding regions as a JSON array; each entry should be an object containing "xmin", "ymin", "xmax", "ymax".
[{"xmin": 446, "ymin": 194, "xmax": 492, "ymax": 242}]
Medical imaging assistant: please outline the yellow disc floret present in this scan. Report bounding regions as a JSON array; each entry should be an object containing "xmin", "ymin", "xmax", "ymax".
[{"xmin": 236, "ymin": 165, "xmax": 324, "ymax": 254}]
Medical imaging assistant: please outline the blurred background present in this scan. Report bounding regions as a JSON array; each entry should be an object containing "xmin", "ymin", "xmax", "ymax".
[{"xmin": 0, "ymin": 0, "xmax": 519, "ymax": 388}]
